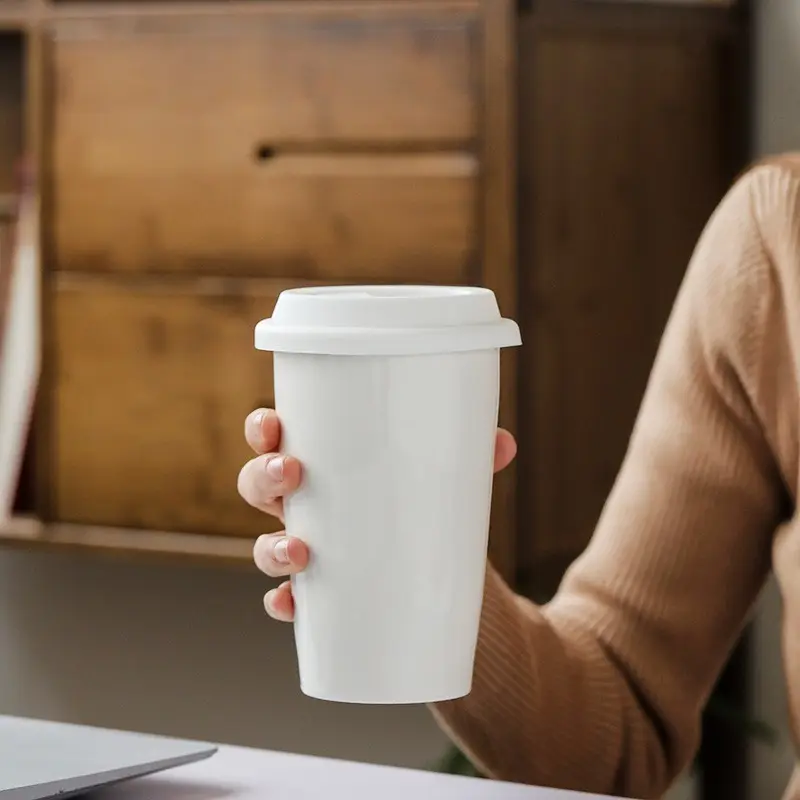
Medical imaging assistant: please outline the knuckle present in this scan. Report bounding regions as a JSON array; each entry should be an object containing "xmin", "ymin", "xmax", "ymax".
[
  {"xmin": 237, "ymin": 462, "xmax": 261, "ymax": 508},
  {"xmin": 238, "ymin": 456, "xmax": 277, "ymax": 508},
  {"xmin": 236, "ymin": 462, "xmax": 251, "ymax": 499},
  {"xmin": 261, "ymin": 563, "xmax": 281, "ymax": 578}
]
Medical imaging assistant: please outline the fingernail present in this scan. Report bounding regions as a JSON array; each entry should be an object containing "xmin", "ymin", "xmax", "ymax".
[
  {"xmin": 264, "ymin": 589, "xmax": 276, "ymax": 611},
  {"xmin": 273, "ymin": 538, "xmax": 290, "ymax": 565},
  {"xmin": 266, "ymin": 456, "xmax": 284, "ymax": 482},
  {"xmin": 250, "ymin": 410, "xmax": 266, "ymax": 439},
  {"xmin": 252, "ymin": 409, "xmax": 266, "ymax": 428}
]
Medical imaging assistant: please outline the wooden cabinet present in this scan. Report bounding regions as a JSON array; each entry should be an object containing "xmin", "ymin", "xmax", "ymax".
[
  {"xmin": 515, "ymin": 2, "xmax": 749, "ymax": 595},
  {"xmin": 0, "ymin": 0, "xmax": 519, "ymax": 576},
  {"xmin": 51, "ymin": 10, "xmax": 477, "ymax": 144},
  {"xmin": 0, "ymin": 0, "xmax": 748, "ymax": 587}
]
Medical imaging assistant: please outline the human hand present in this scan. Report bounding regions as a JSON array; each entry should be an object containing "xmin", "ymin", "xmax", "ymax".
[{"xmin": 238, "ymin": 408, "xmax": 517, "ymax": 622}]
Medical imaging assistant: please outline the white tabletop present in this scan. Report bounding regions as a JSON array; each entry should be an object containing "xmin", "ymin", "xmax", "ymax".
[{"xmin": 93, "ymin": 744, "xmax": 618, "ymax": 800}]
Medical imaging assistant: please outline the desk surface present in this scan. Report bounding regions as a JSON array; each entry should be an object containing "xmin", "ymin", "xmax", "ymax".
[{"xmin": 94, "ymin": 744, "xmax": 617, "ymax": 800}]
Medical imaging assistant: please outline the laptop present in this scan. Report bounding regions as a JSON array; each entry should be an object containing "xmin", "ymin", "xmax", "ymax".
[{"xmin": 0, "ymin": 715, "xmax": 217, "ymax": 799}]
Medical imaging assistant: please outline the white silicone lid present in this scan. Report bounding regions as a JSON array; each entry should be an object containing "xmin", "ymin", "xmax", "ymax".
[{"xmin": 255, "ymin": 285, "xmax": 522, "ymax": 356}]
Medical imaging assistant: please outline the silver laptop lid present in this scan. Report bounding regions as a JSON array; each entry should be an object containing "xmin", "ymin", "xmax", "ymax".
[{"xmin": 0, "ymin": 715, "xmax": 216, "ymax": 800}]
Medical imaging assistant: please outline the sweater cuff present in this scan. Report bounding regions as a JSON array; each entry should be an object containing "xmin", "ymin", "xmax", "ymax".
[{"xmin": 429, "ymin": 563, "xmax": 541, "ymax": 777}]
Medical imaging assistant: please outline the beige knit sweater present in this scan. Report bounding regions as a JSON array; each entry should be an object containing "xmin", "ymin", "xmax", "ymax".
[{"xmin": 433, "ymin": 157, "xmax": 800, "ymax": 799}]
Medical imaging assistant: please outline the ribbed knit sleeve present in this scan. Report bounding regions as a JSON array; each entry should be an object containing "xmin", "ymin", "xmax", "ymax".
[{"xmin": 432, "ymin": 163, "xmax": 796, "ymax": 799}]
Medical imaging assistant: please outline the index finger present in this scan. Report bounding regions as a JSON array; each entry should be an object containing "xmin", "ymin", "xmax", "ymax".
[{"xmin": 245, "ymin": 408, "xmax": 281, "ymax": 455}]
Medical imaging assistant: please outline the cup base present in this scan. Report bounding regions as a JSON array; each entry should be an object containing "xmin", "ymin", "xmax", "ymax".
[{"xmin": 299, "ymin": 682, "xmax": 473, "ymax": 706}]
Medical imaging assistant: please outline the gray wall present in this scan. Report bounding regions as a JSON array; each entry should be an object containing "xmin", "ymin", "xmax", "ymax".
[{"xmin": 0, "ymin": 547, "xmax": 446, "ymax": 767}]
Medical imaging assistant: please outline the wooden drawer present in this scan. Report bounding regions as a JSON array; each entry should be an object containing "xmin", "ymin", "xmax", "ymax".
[
  {"xmin": 49, "ymin": 5, "xmax": 480, "ymax": 281},
  {"xmin": 51, "ymin": 275, "xmax": 292, "ymax": 537}
]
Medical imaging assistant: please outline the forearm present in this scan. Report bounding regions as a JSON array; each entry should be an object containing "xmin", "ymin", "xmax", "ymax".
[
  {"xmin": 432, "ymin": 567, "xmax": 683, "ymax": 799},
  {"xmin": 433, "ymin": 162, "xmax": 794, "ymax": 798}
]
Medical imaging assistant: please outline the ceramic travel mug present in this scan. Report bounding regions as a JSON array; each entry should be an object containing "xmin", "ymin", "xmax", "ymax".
[{"xmin": 255, "ymin": 285, "xmax": 521, "ymax": 704}]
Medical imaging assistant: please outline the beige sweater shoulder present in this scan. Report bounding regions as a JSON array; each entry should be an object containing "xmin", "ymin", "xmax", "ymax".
[{"xmin": 433, "ymin": 158, "xmax": 800, "ymax": 798}]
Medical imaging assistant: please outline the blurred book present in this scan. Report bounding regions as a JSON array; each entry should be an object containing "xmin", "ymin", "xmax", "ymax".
[{"xmin": 0, "ymin": 173, "xmax": 40, "ymax": 522}]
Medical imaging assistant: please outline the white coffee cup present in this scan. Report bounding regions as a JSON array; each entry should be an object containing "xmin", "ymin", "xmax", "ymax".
[{"xmin": 255, "ymin": 285, "xmax": 521, "ymax": 704}]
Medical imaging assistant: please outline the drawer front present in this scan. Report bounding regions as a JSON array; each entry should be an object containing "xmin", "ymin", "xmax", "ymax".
[
  {"xmin": 50, "ymin": 6, "xmax": 480, "ymax": 281},
  {"xmin": 53, "ymin": 152, "xmax": 477, "ymax": 281},
  {"xmin": 52, "ymin": 276, "xmax": 296, "ymax": 537}
]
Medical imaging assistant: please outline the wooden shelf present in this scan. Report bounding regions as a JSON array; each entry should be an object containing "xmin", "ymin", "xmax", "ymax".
[{"xmin": 0, "ymin": 515, "xmax": 255, "ymax": 565}]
